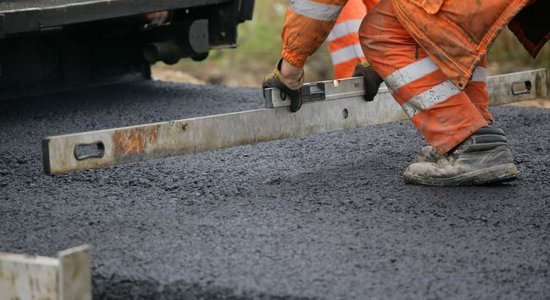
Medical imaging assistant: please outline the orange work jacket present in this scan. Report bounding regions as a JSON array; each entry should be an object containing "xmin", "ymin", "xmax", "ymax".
[
  {"xmin": 281, "ymin": 0, "xmax": 549, "ymax": 87},
  {"xmin": 391, "ymin": 0, "xmax": 548, "ymax": 88}
]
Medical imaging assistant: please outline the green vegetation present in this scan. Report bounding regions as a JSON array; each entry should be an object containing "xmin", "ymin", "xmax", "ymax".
[
  {"xmin": 205, "ymin": 0, "xmax": 286, "ymax": 68},
  {"xmin": 489, "ymin": 29, "xmax": 550, "ymax": 73}
]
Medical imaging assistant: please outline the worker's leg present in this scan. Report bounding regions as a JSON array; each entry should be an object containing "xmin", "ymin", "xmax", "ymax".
[
  {"xmin": 359, "ymin": 0, "xmax": 487, "ymax": 155},
  {"xmin": 328, "ymin": 0, "xmax": 367, "ymax": 79},
  {"xmin": 466, "ymin": 57, "xmax": 493, "ymax": 122},
  {"xmin": 358, "ymin": 0, "xmax": 517, "ymax": 185},
  {"xmin": 413, "ymin": 57, "xmax": 492, "ymax": 163}
]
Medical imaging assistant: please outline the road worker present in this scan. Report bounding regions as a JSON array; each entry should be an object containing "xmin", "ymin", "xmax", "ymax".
[
  {"xmin": 263, "ymin": 0, "xmax": 549, "ymax": 186},
  {"xmin": 327, "ymin": 0, "xmax": 379, "ymax": 79}
]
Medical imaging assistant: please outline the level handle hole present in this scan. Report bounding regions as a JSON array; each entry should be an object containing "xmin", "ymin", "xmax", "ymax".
[
  {"xmin": 74, "ymin": 142, "xmax": 105, "ymax": 161},
  {"xmin": 343, "ymin": 108, "xmax": 349, "ymax": 119},
  {"xmin": 511, "ymin": 81, "xmax": 532, "ymax": 95}
]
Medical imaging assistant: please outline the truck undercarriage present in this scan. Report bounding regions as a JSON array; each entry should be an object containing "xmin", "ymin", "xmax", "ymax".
[{"xmin": 0, "ymin": 0, "xmax": 254, "ymax": 99}]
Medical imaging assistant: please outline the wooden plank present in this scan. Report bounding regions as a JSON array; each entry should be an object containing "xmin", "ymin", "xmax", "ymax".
[
  {"xmin": 0, "ymin": 254, "xmax": 60, "ymax": 299},
  {"xmin": 0, "ymin": 245, "xmax": 91, "ymax": 300},
  {"xmin": 60, "ymin": 245, "xmax": 92, "ymax": 300}
]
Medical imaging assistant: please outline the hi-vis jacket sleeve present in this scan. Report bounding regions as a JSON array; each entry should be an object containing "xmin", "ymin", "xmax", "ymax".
[{"xmin": 282, "ymin": 0, "xmax": 349, "ymax": 68}]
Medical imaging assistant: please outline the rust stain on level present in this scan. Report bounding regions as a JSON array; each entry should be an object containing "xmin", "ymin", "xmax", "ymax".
[{"xmin": 113, "ymin": 125, "xmax": 161, "ymax": 156}]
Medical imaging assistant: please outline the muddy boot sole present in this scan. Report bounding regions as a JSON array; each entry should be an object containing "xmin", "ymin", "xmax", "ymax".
[{"xmin": 404, "ymin": 163, "xmax": 519, "ymax": 186}]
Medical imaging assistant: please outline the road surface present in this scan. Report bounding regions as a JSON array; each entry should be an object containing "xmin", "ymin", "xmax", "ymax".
[{"xmin": 0, "ymin": 80, "xmax": 549, "ymax": 299}]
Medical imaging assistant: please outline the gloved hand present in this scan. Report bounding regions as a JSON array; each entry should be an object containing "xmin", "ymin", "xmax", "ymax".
[
  {"xmin": 263, "ymin": 58, "xmax": 304, "ymax": 112},
  {"xmin": 353, "ymin": 61, "xmax": 383, "ymax": 102}
]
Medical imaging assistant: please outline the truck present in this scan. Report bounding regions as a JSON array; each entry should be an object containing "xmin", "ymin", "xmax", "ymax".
[{"xmin": 0, "ymin": 0, "xmax": 255, "ymax": 99}]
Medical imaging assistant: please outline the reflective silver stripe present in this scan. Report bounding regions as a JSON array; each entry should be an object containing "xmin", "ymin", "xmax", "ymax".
[
  {"xmin": 330, "ymin": 44, "xmax": 364, "ymax": 64},
  {"xmin": 289, "ymin": 0, "xmax": 343, "ymax": 21},
  {"xmin": 327, "ymin": 19, "xmax": 362, "ymax": 42},
  {"xmin": 471, "ymin": 66, "xmax": 488, "ymax": 82},
  {"xmin": 384, "ymin": 57, "xmax": 439, "ymax": 92},
  {"xmin": 401, "ymin": 80, "xmax": 462, "ymax": 117}
]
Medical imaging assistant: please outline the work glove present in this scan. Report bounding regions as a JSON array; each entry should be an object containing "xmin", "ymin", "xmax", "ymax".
[
  {"xmin": 352, "ymin": 61, "xmax": 383, "ymax": 102},
  {"xmin": 262, "ymin": 59, "xmax": 304, "ymax": 112}
]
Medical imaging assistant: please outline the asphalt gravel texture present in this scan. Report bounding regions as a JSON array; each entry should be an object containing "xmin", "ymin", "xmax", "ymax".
[{"xmin": 0, "ymin": 80, "xmax": 549, "ymax": 299}]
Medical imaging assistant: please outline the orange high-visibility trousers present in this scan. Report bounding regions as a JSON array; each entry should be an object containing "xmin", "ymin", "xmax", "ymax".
[{"xmin": 360, "ymin": 0, "xmax": 491, "ymax": 154}]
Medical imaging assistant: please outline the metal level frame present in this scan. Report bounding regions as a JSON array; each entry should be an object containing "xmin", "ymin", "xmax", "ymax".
[
  {"xmin": 43, "ymin": 69, "xmax": 549, "ymax": 175},
  {"xmin": 0, "ymin": 245, "xmax": 92, "ymax": 300}
]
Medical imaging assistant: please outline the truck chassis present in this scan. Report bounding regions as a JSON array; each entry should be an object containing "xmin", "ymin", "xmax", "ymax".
[{"xmin": 0, "ymin": 0, "xmax": 254, "ymax": 99}]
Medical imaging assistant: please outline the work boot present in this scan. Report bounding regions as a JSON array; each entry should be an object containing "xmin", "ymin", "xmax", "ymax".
[
  {"xmin": 404, "ymin": 127, "xmax": 519, "ymax": 186},
  {"xmin": 413, "ymin": 120, "xmax": 493, "ymax": 163},
  {"xmin": 414, "ymin": 146, "xmax": 441, "ymax": 163}
]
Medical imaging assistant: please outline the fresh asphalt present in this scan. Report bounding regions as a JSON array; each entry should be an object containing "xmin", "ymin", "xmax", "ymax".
[{"xmin": 0, "ymin": 80, "xmax": 548, "ymax": 299}]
